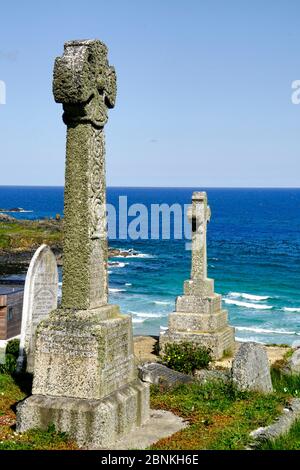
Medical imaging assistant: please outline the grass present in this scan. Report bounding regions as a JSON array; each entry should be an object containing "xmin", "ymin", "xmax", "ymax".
[
  {"xmin": 271, "ymin": 367, "xmax": 300, "ymax": 397},
  {"xmin": 0, "ymin": 361, "xmax": 299, "ymax": 450},
  {"xmin": 0, "ymin": 373, "xmax": 77, "ymax": 450},
  {"xmin": 257, "ymin": 420, "xmax": 300, "ymax": 450},
  {"xmin": 0, "ymin": 220, "xmax": 62, "ymax": 251},
  {"xmin": 150, "ymin": 380, "xmax": 286, "ymax": 450}
]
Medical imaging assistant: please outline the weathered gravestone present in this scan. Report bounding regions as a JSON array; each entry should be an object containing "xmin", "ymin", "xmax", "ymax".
[
  {"xmin": 231, "ymin": 342, "xmax": 273, "ymax": 393},
  {"xmin": 160, "ymin": 192, "xmax": 235, "ymax": 359},
  {"xmin": 284, "ymin": 348, "xmax": 300, "ymax": 375},
  {"xmin": 17, "ymin": 244, "xmax": 58, "ymax": 373},
  {"xmin": 16, "ymin": 39, "xmax": 149, "ymax": 448}
]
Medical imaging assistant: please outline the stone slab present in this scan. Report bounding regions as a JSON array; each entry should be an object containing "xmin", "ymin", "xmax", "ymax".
[
  {"xmin": 138, "ymin": 362, "xmax": 194, "ymax": 387},
  {"xmin": 17, "ymin": 380, "xmax": 150, "ymax": 448},
  {"xmin": 107, "ymin": 410, "xmax": 188, "ymax": 450}
]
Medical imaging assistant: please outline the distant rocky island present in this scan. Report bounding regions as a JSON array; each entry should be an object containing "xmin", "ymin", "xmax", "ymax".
[{"xmin": 0, "ymin": 207, "xmax": 32, "ymax": 213}]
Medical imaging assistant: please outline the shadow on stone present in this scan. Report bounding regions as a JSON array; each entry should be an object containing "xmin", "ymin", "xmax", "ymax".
[
  {"xmin": 151, "ymin": 336, "xmax": 160, "ymax": 356},
  {"xmin": 12, "ymin": 372, "xmax": 33, "ymax": 396}
]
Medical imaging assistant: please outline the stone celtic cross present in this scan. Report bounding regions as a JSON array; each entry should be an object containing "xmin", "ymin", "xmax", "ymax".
[
  {"xmin": 53, "ymin": 39, "xmax": 116, "ymax": 310},
  {"xmin": 16, "ymin": 39, "xmax": 150, "ymax": 448},
  {"xmin": 160, "ymin": 191, "xmax": 235, "ymax": 360},
  {"xmin": 187, "ymin": 191, "xmax": 211, "ymax": 281}
]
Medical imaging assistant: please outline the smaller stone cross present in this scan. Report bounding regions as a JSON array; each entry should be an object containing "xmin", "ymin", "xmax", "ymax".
[{"xmin": 187, "ymin": 192, "xmax": 211, "ymax": 281}]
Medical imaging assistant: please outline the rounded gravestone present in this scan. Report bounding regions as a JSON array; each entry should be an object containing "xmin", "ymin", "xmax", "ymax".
[
  {"xmin": 232, "ymin": 342, "xmax": 273, "ymax": 393},
  {"xmin": 17, "ymin": 244, "xmax": 58, "ymax": 373}
]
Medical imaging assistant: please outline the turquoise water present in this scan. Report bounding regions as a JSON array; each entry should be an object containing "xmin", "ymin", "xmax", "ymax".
[{"xmin": 1, "ymin": 186, "xmax": 300, "ymax": 345}]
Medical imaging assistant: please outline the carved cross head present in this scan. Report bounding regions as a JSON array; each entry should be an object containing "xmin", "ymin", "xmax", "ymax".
[
  {"xmin": 53, "ymin": 39, "xmax": 116, "ymax": 128},
  {"xmin": 187, "ymin": 192, "xmax": 211, "ymax": 233}
]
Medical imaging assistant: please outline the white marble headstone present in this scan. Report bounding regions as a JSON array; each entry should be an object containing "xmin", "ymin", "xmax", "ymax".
[{"xmin": 17, "ymin": 244, "xmax": 58, "ymax": 373}]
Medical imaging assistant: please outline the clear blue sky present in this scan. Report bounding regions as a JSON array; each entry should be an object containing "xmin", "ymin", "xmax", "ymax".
[{"xmin": 0, "ymin": 0, "xmax": 300, "ymax": 187}]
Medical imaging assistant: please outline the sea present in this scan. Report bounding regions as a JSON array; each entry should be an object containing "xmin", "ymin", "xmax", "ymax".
[{"xmin": 1, "ymin": 186, "xmax": 300, "ymax": 346}]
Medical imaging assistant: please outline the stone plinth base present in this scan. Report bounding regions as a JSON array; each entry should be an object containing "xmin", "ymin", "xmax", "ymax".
[
  {"xmin": 31, "ymin": 305, "xmax": 136, "ymax": 400},
  {"xmin": 160, "ymin": 326, "xmax": 235, "ymax": 360},
  {"xmin": 168, "ymin": 309, "xmax": 228, "ymax": 332},
  {"xmin": 16, "ymin": 380, "xmax": 150, "ymax": 448}
]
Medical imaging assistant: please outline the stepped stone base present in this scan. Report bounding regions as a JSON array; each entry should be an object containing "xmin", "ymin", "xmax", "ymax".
[
  {"xmin": 16, "ymin": 380, "xmax": 150, "ymax": 448},
  {"xmin": 17, "ymin": 303, "xmax": 151, "ymax": 447},
  {"xmin": 31, "ymin": 305, "xmax": 137, "ymax": 400},
  {"xmin": 169, "ymin": 309, "xmax": 228, "ymax": 331},
  {"xmin": 160, "ymin": 326, "xmax": 235, "ymax": 360}
]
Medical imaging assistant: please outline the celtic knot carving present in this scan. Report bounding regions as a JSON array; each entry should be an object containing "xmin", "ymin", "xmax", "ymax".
[{"xmin": 89, "ymin": 128, "xmax": 106, "ymax": 240}]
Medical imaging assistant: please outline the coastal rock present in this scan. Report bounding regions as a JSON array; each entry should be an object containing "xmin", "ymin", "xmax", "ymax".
[
  {"xmin": 0, "ymin": 207, "xmax": 25, "ymax": 213},
  {"xmin": 0, "ymin": 213, "xmax": 15, "ymax": 222},
  {"xmin": 138, "ymin": 362, "xmax": 194, "ymax": 388},
  {"xmin": 231, "ymin": 342, "xmax": 273, "ymax": 393},
  {"xmin": 108, "ymin": 248, "xmax": 139, "ymax": 258}
]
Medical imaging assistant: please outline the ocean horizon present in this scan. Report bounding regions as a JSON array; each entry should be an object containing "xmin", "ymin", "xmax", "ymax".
[{"xmin": 1, "ymin": 185, "xmax": 300, "ymax": 346}]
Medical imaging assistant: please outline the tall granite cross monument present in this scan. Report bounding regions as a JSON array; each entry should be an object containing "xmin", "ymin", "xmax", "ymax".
[
  {"xmin": 160, "ymin": 192, "xmax": 235, "ymax": 359},
  {"xmin": 16, "ymin": 39, "xmax": 149, "ymax": 448}
]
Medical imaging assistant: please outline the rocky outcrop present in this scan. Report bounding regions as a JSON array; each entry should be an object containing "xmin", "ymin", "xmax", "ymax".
[
  {"xmin": 0, "ymin": 213, "xmax": 15, "ymax": 221},
  {"xmin": 0, "ymin": 216, "xmax": 136, "ymax": 274}
]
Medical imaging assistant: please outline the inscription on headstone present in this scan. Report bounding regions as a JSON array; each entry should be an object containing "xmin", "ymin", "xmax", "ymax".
[{"xmin": 17, "ymin": 244, "xmax": 58, "ymax": 373}]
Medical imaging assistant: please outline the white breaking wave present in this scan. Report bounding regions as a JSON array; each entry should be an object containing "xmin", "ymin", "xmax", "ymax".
[
  {"xmin": 125, "ymin": 283, "xmax": 132, "ymax": 286},
  {"xmin": 109, "ymin": 288, "xmax": 126, "ymax": 293},
  {"xmin": 129, "ymin": 311, "xmax": 163, "ymax": 318},
  {"xmin": 160, "ymin": 326, "xmax": 168, "ymax": 330},
  {"xmin": 132, "ymin": 318, "xmax": 145, "ymax": 324},
  {"xmin": 126, "ymin": 253, "xmax": 154, "ymax": 258},
  {"xmin": 3, "ymin": 209, "xmax": 34, "ymax": 213},
  {"xmin": 235, "ymin": 326, "xmax": 299, "ymax": 336},
  {"xmin": 283, "ymin": 307, "xmax": 300, "ymax": 312},
  {"xmin": 228, "ymin": 292, "xmax": 271, "ymax": 301},
  {"xmin": 224, "ymin": 299, "xmax": 273, "ymax": 310},
  {"xmin": 153, "ymin": 300, "xmax": 173, "ymax": 306},
  {"xmin": 108, "ymin": 261, "xmax": 128, "ymax": 268}
]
